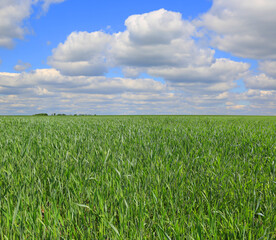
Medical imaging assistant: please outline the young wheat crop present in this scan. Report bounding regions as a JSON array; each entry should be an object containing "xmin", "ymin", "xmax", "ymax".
[{"xmin": 0, "ymin": 115, "xmax": 275, "ymax": 239}]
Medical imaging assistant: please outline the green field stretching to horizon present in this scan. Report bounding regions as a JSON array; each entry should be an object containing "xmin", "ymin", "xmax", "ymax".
[{"xmin": 0, "ymin": 115, "xmax": 275, "ymax": 239}]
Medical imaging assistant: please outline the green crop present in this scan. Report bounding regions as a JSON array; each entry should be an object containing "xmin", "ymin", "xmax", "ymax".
[{"xmin": 0, "ymin": 115, "xmax": 275, "ymax": 239}]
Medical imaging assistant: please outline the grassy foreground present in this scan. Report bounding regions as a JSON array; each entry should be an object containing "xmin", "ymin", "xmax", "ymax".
[{"xmin": 0, "ymin": 115, "xmax": 275, "ymax": 239}]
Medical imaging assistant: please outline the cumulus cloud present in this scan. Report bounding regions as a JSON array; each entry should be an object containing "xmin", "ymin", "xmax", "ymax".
[
  {"xmin": 182, "ymin": 88, "xmax": 276, "ymax": 115},
  {"xmin": 48, "ymin": 9, "xmax": 215, "ymax": 75},
  {"xmin": 198, "ymin": 0, "xmax": 276, "ymax": 59},
  {"xmin": 0, "ymin": 68, "xmax": 182, "ymax": 115},
  {"xmin": 0, "ymin": 68, "xmax": 166, "ymax": 95},
  {"xmin": 48, "ymin": 31, "xmax": 112, "ymax": 76},
  {"xmin": 0, "ymin": 68, "xmax": 275, "ymax": 115},
  {"xmin": 0, "ymin": 0, "xmax": 33, "ymax": 48},
  {"xmin": 13, "ymin": 60, "xmax": 32, "ymax": 72},
  {"xmin": 111, "ymin": 9, "xmax": 214, "ymax": 69},
  {"xmin": 226, "ymin": 105, "xmax": 246, "ymax": 110},
  {"xmin": 2, "ymin": 7, "xmax": 275, "ymax": 115},
  {"xmin": 48, "ymin": 8, "xmax": 247, "ymax": 93},
  {"xmin": 238, "ymin": 89, "xmax": 276, "ymax": 114},
  {"xmin": 44, "ymin": 8, "xmax": 256, "ymax": 114},
  {"xmin": 148, "ymin": 58, "xmax": 249, "ymax": 92},
  {"xmin": 259, "ymin": 61, "xmax": 276, "ymax": 78},
  {"xmin": 244, "ymin": 73, "xmax": 276, "ymax": 90},
  {"xmin": 0, "ymin": 0, "xmax": 66, "ymax": 48},
  {"xmin": 125, "ymin": 9, "xmax": 193, "ymax": 45},
  {"xmin": 112, "ymin": 32, "xmax": 214, "ymax": 69}
]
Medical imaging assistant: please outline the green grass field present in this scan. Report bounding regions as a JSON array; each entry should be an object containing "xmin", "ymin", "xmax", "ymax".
[{"xmin": 0, "ymin": 115, "xmax": 275, "ymax": 239}]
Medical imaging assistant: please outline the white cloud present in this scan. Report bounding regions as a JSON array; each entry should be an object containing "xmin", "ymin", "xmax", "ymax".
[
  {"xmin": 148, "ymin": 58, "xmax": 249, "ymax": 92},
  {"xmin": 0, "ymin": 68, "xmax": 181, "ymax": 115},
  {"xmin": 48, "ymin": 8, "xmax": 249, "ymax": 96},
  {"xmin": 48, "ymin": 9, "xmax": 215, "ymax": 76},
  {"xmin": 34, "ymin": 86, "xmax": 53, "ymax": 96},
  {"xmin": 0, "ymin": 0, "xmax": 33, "ymax": 48},
  {"xmin": 2, "ymin": 7, "xmax": 275, "ymax": 115},
  {"xmin": 149, "ymin": 58, "xmax": 249, "ymax": 83},
  {"xmin": 112, "ymin": 31, "xmax": 214, "ymax": 69},
  {"xmin": 122, "ymin": 67, "xmax": 141, "ymax": 78},
  {"xmin": 13, "ymin": 60, "xmax": 32, "ymax": 72},
  {"xmin": 0, "ymin": 68, "xmax": 276, "ymax": 115},
  {"xmin": 0, "ymin": 68, "xmax": 166, "ymax": 95},
  {"xmin": 125, "ymin": 8, "xmax": 194, "ymax": 45},
  {"xmin": 238, "ymin": 89, "xmax": 276, "ymax": 114},
  {"xmin": 259, "ymin": 61, "xmax": 276, "ymax": 78},
  {"xmin": 112, "ymin": 9, "xmax": 214, "ymax": 68},
  {"xmin": 244, "ymin": 73, "xmax": 276, "ymax": 90},
  {"xmin": 42, "ymin": 0, "xmax": 65, "ymax": 12},
  {"xmin": 0, "ymin": 0, "xmax": 66, "ymax": 48},
  {"xmin": 198, "ymin": 0, "xmax": 276, "ymax": 59},
  {"xmin": 48, "ymin": 31, "xmax": 112, "ymax": 76},
  {"xmin": 43, "ymin": 8, "xmax": 256, "ymax": 114},
  {"xmin": 226, "ymin": 105, "xmax": 246, "ymax": 110}
]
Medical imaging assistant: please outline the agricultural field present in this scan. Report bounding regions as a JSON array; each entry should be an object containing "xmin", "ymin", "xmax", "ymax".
[{"xmin": 0, "ymin": 115, "xmax": 275, "ymax": 239}]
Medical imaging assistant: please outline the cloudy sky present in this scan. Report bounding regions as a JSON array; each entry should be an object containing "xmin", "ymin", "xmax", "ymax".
[{"xmin": 0, "ymin": 0, "xmax": 275, "ymax": 115}]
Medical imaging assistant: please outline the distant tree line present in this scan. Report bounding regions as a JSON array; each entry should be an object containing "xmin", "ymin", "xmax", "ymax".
[
  {"xmin": 33, "ymin": 113, "xmax": 48, "ymax": 116},
  {"xmin": 33, "ymin": 113, "xmax": 97, "ymax": 116}
]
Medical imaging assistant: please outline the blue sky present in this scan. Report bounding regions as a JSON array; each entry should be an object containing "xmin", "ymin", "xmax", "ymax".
[
  {"xmin": 0, "ymin": 0, "xmax": 212, "ymax": 72},
  {"xmin": 0, "ymin": 0, "xmax": 276, "ymax": 115}
]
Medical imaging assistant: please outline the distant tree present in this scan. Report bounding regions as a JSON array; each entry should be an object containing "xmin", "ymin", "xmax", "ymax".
[{"xmin": 33, "ymin": 113, "xmax": 48, "ymax": 116}]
